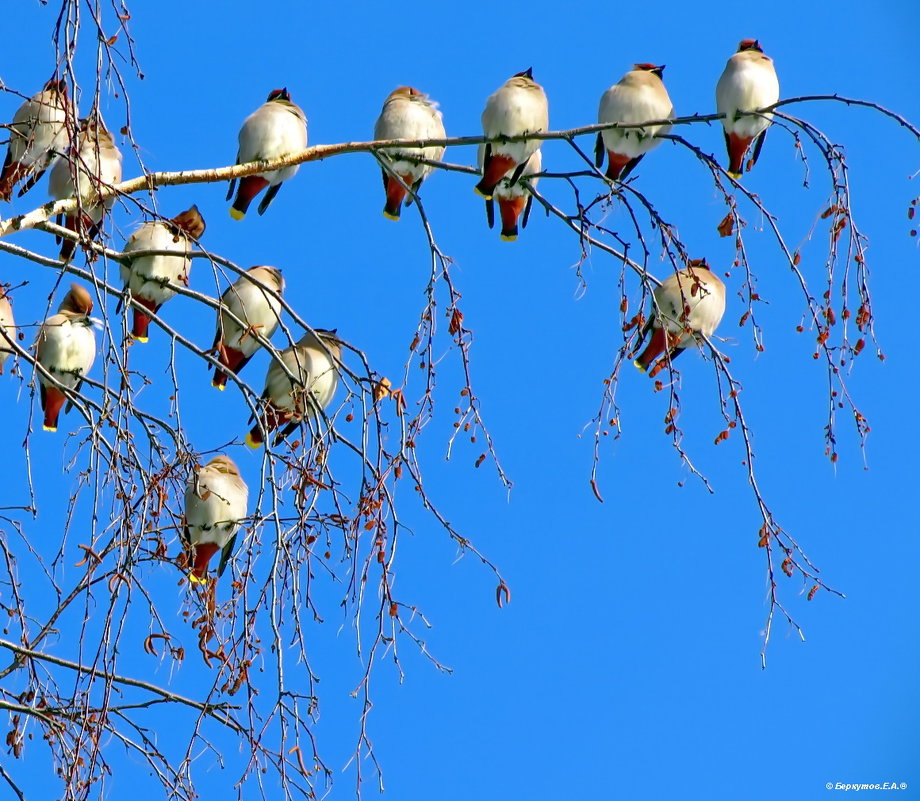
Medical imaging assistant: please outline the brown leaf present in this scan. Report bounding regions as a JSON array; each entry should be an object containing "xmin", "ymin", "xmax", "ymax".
[
  {"xmin": 448, "ymin": 307, "xmax": 464, "ymax": 336},
  {"xmin": 373, "ymin": 376, "xmax": 392, "ymax": 403},
  {"xmin": 105, "ymin": 33, "xmax": 118, "ymax": 46},
  {"xmin": 716, "ymin": 212, "xmax": 734, "ymax": 238}
]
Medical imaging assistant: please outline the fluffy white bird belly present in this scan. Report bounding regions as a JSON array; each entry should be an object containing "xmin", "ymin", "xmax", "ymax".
[{"xmin": 42, "ymin": 324, "xmax": 94, "ymax": 387}]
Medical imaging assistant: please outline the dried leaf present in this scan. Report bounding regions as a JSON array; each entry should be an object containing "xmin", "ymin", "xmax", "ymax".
[
  {"xmin": 716, "ymin": 212, "xmax": 734, "ymax": 238},
  {"xmin": 448, "ymin": 307, "xmax": 464, "ymax": 336},
  {"xmin": 373, "ymin": 376, "xmax": 392, "ymax": 403}
]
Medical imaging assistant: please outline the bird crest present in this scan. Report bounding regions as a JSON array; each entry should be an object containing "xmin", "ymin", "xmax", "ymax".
[
  {"xmin": 634, "ymin": 63, "xmax": 666, "ymax": 79},
  {"xmin": 266, "ymin": 87, "xmax": 292, "ymax": 102}
]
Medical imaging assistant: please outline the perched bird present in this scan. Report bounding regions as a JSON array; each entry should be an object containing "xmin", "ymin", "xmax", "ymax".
[
  {"xmin": 0, "ymin": 288, "xmax": 17, "ymax": 374},
  {"xmin": 0, "ymin": 78, "xmax": 73, "ymax": 201},
  {"xmin": 245, "ymin": 328, "xmax": 341, "ymax": 448},
  {"xmin": 120, "ymin": 206, "xmax": 206, "ymax": 343},
  {"xmin": 479, "ymin": 147, "xmax": 541, "ymax": 241},
  {"xmin": 716, "ymin": 39, "xmax": 780, "ymax": 179},
  {"xmin": 634, "ymin": 260, "xmax": 726, "ymax": 377},
  {"xmin": 373, "ymin": 86, "xmax": 446, "ymax": 220},
  {"xmin": 476, "ymin": 68, "xmax": 548, "ymax": 199},
  {"xmin": 183, "ymin": 454, "xmax": 249, "ymax": 583},
  {"xmin": 34, "ymin": 283, "xmax": 97, "ymax": 431},
  {"xmin": 48, "ymin": 110, "xmax": 123, "ymax": 259},
  {"xmin": 227, "ymin": 88, "xmax": 307, "ymax": 220},
  {"xmin": 211, "ymin": 265, "xmax": 285, "ymax": 390},
  {"xmin": 595, "ymin": 64, "xmax": 674, "ymax": 181}
]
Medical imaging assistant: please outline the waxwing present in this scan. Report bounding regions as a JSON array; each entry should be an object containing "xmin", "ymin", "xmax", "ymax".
[
  {"xmin": 227, "ymin": 88, "xmax": 307, "ymax": 220},
  {"xmin": 48, "ymin": 110, "xmax": 123, "ymax": 259},
  {"xmin": 634, "ymin": 261, "xmax": 726, "ymax": 377},
  {"xmin": 120, "ymin": 206, "xmax": 206, "ymax": 342},
  {"xmin": 374, "ymin": 86, "xmax": 446, "ymax": 220},
  {"xmin": 476, "ymin": 68, "xmax": 548, "ymax": 199},
  {"xmin": 34, "ymin": 283, "xmax": 97, "ymax": 431},
  {"xmin": 212, "ymin": 265, "xmax": 284, "ymax": 390},
  {"xmin": 245, "ymin": 329, "xmax": 341, "ymax": 448},
  {"xmin": 716, "ymin": 39, "xmax": 780, "ymax": 178},
  {"xmin": 595, "ymin": 64, "xmax": 674, "ymax": 181},
  {"xmin": 0, "ymin": 77, "xmax": 73, "ymax": 201},
  {"xmin": 184, "ymin": 454, "xmax": 249, "ymax": 583}
]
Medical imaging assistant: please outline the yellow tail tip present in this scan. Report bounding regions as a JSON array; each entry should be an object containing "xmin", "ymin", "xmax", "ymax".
[
  {"xmin": 188, "ymin": 572, "xmax": 208, "ymax": 585},
  {"xmin": 212, "ymin": 381, "xmax": 226, "ymax": 391},
  {"xmin": 244, "ymin": 431, "xmax": 261, "ymax": 449},
  {"xmin": 42, "ymin": 425, "xmax": 57, "ymax": 433},
  {"xmin": 633, "ymin": 359, "xmax": 648, "ymax": 373},
  {"xmin": 382, "ymin": 210, "xmax": 400, "ymax": 221},
  {"xmin": 499, "ymin": 234, "xmax": 518, "ymax": 242},
  {"xmin": 727, "ymin": 171, "xmax": 742, "ymax": 180},
  {"xmin": 474, "ymin": 186, "xmax": 493, "ymax": 200},
  {"xmin": 131, "ymin": 334, "xmax": 149, "ymax": 344},
  {"xmin": 229, "ymin": 207, "xmax": 245, "ymax": 221}
]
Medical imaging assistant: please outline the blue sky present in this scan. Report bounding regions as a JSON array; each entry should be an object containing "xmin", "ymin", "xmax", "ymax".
[{"xmin": 0, "ymin": 1, "xmax": 918, "ymax": 799}]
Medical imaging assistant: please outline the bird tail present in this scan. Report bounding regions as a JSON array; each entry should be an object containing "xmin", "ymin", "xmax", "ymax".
[
  {"xmin": 633, "ymin": 327, "xmax": 669, "ymax": 373},
  {"xmin": 229, "ymin": 176, "xmax": 270, "ymax": 220},
  {"xmin": 0, "ymin": 154, "xmax": 25, "ymax": 202},
  {"xmin": 131, "ymin": 298, "xmax": 159, "ymax": 343},
  {"xmin": 475, "ymin": 153, "xmax": 516, "ymax": 199},
  {"xmin": 189, "ymin": 542, "xmax": 220, "ymax": 583},
  {"xmin": 726, "ymin": 132, "xmax": 751, "ymax": 179},
  {"xmin": 498, "ymin": 197, "xmax": 526, "ymax": 242},
  {"xmin": 59, "ymin": 214, "xmax": 79, "ymax": 260},
  {"xmin": 605, "ymin": 151, "xmax": 632, "ymax": 181},
  {"xmin": 382, "ymin": 172, "xmax": 414, "ymax": 220},
  {"xmin": 212, "ymin": 346, "xmax": 245, "ymax": 390},
  {"xmin": 41, "ymin": 385, "xmax": 67, "ymax": 432}
]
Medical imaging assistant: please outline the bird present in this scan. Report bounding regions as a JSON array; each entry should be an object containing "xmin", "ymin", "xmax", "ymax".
[
  {"xmin": 183, "ymin": 454, "xmax": 249, "ymax": 583},
  {"xmin": 34, "ymin": 283, "xmax": 97, "ymax": 431},
  {"xmin": 595, "ymin": 64, "xmax": 674, "ymax": 181},
  {"xmin": 0, "ymin": 77, "xmax": 73, "ymax": 201},
  {"xmin": 476, "ymin": 68, "xmax": 548, "ymax": 200},
  {"xmin": 245, "ymin": 328, "xmax": 341, "ymax": 448},
  {"xmin": 227, "ymin": 88, "xmax": 307, "ymax": 220},
  {"xmin": 48, "ymin": 110, "xmax": 123, "ymax": 260},
  {"xmin": 211, "ymin": 265, "xmax": 285, "ymax": 390},
  {"xmin": 373, "ymin": 86, "xmax": 446, "ymax": 220},
  {"xmin": 633, "ymin": 260, "xmax": 726, "ymax": 377},
  {"xmin": 0, "ymin": 288, "xmax": 17, "ymax": 374},
  {"xmin": 716, "ymin": 39, "xmax": 780, "ymax": 179},
  {"xmin": 480, "ymin": 147, "xmax": 541, "ymax": 241},
  {"xmin": 120, "ymin": 206, "xmax": 206, "ymax": 343}
]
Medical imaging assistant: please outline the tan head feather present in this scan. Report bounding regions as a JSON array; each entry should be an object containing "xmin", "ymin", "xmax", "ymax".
[
  {"xmin": 206, "ymin": 454, "xmax": 241, "ymax": 476},
  {"xmin": 248, "ymin": 265, "xmax": 285, "ymax": 292},
  {"xmin": 59, "ymin": 283, "xmax": 93, "ymax": 315},
  {"xmin": 170, "ymin": 205, "xmax": 206, "ymax": 239}
]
